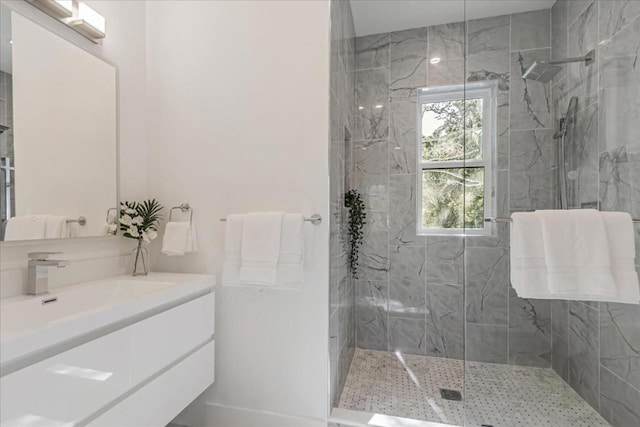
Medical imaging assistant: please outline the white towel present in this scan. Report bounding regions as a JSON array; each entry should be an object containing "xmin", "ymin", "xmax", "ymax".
[
  {"xmin": 4, "ymin": 216, "xmax": 47, "ymax": 241},
  {"xmin": 161, "ymin": 222, "xmax": 198, "ymax": 256},
  {"xmin": 538, "ymin": 209, "xmax": 617, "ymax": 299},
  {"xmin": 223, "ymin": 213, "xmax": 305, "ymax": 287},
  {"xmin": 222, "ymin": 214, "xmax": 244, "ymax": 285},
  {"xmin": 239, "ymin": 212, "xmax": 284, "ymax": 285},
  {"xmin": 277, "ymin": 214, "xmax": 305, "ymax": 285},
  {"xmin": 44, "ymin": 216, "xmax": 68, "ymax": 239},
  {"xmin": 601, "ymin": 212, "xmax": 639, "ymax": 304},
  {"xmin": 510, "ymin": 212, "xmax": 551, "ymax": 299}
]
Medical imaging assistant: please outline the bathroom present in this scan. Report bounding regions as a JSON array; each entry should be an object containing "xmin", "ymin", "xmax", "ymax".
[{"xmin": 0, "ymin": 0, "xmax": 638, "ymax": 426}]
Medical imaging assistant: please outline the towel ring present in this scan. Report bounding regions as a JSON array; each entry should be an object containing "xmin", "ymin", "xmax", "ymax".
[{"xmin": 170, "ymin": 203, "xmax": 193, "ymax": 224}]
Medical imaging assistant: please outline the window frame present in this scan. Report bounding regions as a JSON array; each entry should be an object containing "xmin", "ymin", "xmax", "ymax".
[{"xmin": 416, "ymin": 81, "xmax": 497, "ymax": 236}]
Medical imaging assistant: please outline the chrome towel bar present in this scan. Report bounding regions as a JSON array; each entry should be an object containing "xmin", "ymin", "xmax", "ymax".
[
  {"xmin": 66, "ymin": 216, "xmax": 86, "ymax": 226},
  {"xmin": 485, "ymin": 217, "xmax": 640, "ymax": 224},
  {"xmin": 220, "ymin": 213, "xmax": 322, "ymax": 225}
]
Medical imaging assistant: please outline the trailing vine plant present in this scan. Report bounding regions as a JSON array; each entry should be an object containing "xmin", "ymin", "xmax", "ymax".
[{"xmin": 344, "ymin": 189, "xmax": 366, "ymax": 279}]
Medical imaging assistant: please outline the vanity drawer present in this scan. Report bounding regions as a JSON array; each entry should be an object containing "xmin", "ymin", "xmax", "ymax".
[{"xmin": 0, "ymin": 292, "xmax": 214, "ymax": 425}]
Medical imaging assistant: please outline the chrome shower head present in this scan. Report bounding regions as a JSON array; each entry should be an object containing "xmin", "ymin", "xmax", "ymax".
[{"xmin": 522, "ymin": 62, "xmax": 563, "ymax": 83}]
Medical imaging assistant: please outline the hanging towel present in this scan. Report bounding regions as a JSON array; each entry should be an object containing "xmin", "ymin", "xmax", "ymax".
[
  {"xmin": 277, "ymin": 214, "xmax": 305, "ymax": 286},
  {"xmin": 161, "ymin": 222, "xmax": 198, "ymax": 256},
  {"xmin": 222, "ymin": 214, "xmax": 244, "ymax": 285},
  {"xmin": 239, "ymin": 212, "xmax": 284, "ymax": 286},
  {"xmin": 4, "ymin": 216, "xmax": 47, "ymax": 241},
  {"xmin": 538, "ymin": 209, "xmax": 617, "ymax": 299},
  {"xmin": 601, "ymin": 212, "xmax": 639, "ymax": 304},
  {"xmin": 44, "ymin": 216, "xmax": 69, "ymax": 239},
  {"xmin": 510, "ymin": 212, "xmax": 551, "ymax": 299}
]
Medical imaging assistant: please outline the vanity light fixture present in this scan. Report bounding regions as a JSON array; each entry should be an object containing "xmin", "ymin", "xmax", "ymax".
[
  {"xmin": 374, "ymin": 104, "xmax": 383, "ymax": 109},
  {"xmin": 430, "ymin": 57, "xmax": 441, "ymax": 64},
  {"xmin": 28, "ymin": 0, "xmax": 73, "ymax": 19},
  {"xmin": 358, "ymin": 106, "xmax": 364, "ymax": 110},
  {"xmin": 64, "ymin": 2, "xmax": 106, "ymax": 40}
]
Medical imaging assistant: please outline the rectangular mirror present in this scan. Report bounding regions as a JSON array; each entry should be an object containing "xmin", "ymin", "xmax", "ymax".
[{"xmin": 0, "ymin": 5, "xmax": 117, "ymax": 242}]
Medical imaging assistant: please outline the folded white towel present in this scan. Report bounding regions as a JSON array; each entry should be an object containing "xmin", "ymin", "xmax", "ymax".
[
  {"xmin": 538, "ymin": 209, "xmax": 617, "ymax": 299},
  {"xmin": 277, "ymin": 214, "xmax": 305, "ymax": 285},
  {"xmin": 239, "ymin": 212, "xmax": 284, "ymax": 286},
  {"xmin": 44, "ymin": 216, "xmax": 69, "ymax": 239},
  {"xmin": 162, "ymin": 222, "xmax": 198, "ymax": 256},
  {"xmin": 601, "ymin": 212, "xmax": 639, "ymax": 304},
  {"xmin": 4, "ymin": 216, "xmax": 47, "ymax": 241},
  {"xmin": 222, "ymin": 214, "xmax": 244, "ymax": 285},
  {"xmin": 510, "ymin": 212, "xmax": 551, "ymax": 299}
]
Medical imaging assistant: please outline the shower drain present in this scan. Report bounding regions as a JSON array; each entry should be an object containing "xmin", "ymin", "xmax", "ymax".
[{"xmin": 439, "ymin": 388, "xmax": 462, "ymax": 401}]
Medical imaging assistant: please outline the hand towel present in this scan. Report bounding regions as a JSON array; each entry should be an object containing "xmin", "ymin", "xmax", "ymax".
[
  {"xmin": 222, "ymin": 214, "xmax": 244, "ymax": 285},
  {"xmin": 239, "ymin": 212, "xmax": 284, "ymax": 286},
  {"xmin": 510, "ymin": 212, "xmax": 551, "ymax": 299},
  {"xmin": 601, "ymin": 212, "xmax": 639, "ymax": 304},
  {"xmin": 277, "ymin": 214, "xmax": 305, "ymax": 286},
  {"xmin": 538, "ymin": 209, "xmax": 617, "ymax": 299},
  {"xmin": 44, "ymin": 216, "xmax": 69, "ymax": 239},
  {"xmin": 4, "ymin": 216, "xmax": 47, "ymax": 241},
  {"xmin": 162, "ymin": 222, "xmax": 191, "ymax": 256}
]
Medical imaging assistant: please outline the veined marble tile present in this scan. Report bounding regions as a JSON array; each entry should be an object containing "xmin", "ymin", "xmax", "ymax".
[
  {"xmin": 389, "ymin": 174, "xmax": 426, "ymax": 249},
  {"xmin": 389, "ymin": 102, "xmax": 417, "ymax": 175},
  {"xmin": 567, "ymin": 0, "xmax": 596, "ymax": 28},
  {"xmin": 357, "ymin": 211, "xmax": 389, "ymax": 282},
  {"xmin": 353, "ymin": 139, "xmax": 389, "ymax": 212},
  {"xmin": 389, "ymin": 28, "xmax": 427, "ymax": 102},
  {"xmin": 570, "ymin": 102, "xmax": 599, "ymax": 209},
  {"xmin": 389, "ymin": 316, "xmax": 426, "ymax": 356},
  {"xmin": 567, "ymin": 1, "xmax": 598, "ymax": 104},
  {"xmin": 600, "ymin": 146, "xmax": 633, "ymax": 214},
  {"xmin": 355, "ymin": 68, "xmax": 389, "ymax": 142},
  {"xmin": 508, "ymin": 295, "xmax": 552, "ymax": 368},
  {"xmin": 465, "ymin": 247, "xmax": 509, "ymax": 326},
  {"xmin": 600, "ymin": 367, "xmax": 640, "ymax": 427},
  {"xmin": 600, "ymin": 302, "xmax": 640, "ymax": 390},
  {"xmin": 388, "ymin": 246, "xmax": 426, "ymax": 319},
  {"xmin": 428, "ymin": 22, "xmax": 464, "ymax": 61},
  {"xmin": 356, "ymin": 280, "xmax": 388, "ymax": 351},
  {"xmin": 466, "ymin": 323, "xmax": 508, "ymax": 364},
  {"xmin": 510, "ymin": 63, "xmax": 551, "ymax": 130},
  {"xmin": 426, "ymin": 236, "xmax": 464, "ymax": 286},
  {"xmin": 552, "ymin": 332, "xmax": 570, "ymax": 381},
  {"xmin": 552, "ymin": 0, "xmax": 568, "ymax": 81},
  {"xmin": 356, "ymin": 33, "xmax": 389, "ymax": 70},
  {"xmin": 599, "ymin": 0, "xmax": 640, "ymax": 41},
  {"xmin": 511, "ymin": 10, "xmax": 551, "ymax": 51},
  {"xmin": 568, "ymin": 301, "xmax": 600, "ymax": 411},
  {"xmin": 467, "ymin": 15, "xmax": 510, "ymax": 91},
  {"xmin": 599, "ymin": 85, "xmax": 640, "ymax": 152},
  {"xmin": 425, "ymin": 284, "xmax": 464, "ymax": 359},
  {"xmin": 497, "ymin": 92, "xmax": 510, "ymax": 170},
  {"xmin": 552, "ymin": 299, "xmax": 570, "ymax": 340},
  {"xmin": 427, "ymin": 58, "xmax": 464, "ymax": 87},
  {"xmin": 510, "ymin": 129, "xmax": 553, "ymax": 211},
  {"xmin": 599, "ymin": 18, "xmax": 640, "ymax": 89}
]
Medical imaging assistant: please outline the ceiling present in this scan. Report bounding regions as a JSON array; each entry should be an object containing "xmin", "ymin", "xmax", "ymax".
[{"xmin": 351, "ymin": 0, "xmax": 556, "ymax": 36}]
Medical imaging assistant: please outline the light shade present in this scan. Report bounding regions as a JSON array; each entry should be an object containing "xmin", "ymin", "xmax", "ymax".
[
  {"xmin": 30, "ymin": 0, "xmax": 73, "ymax": 19},
  {"xmin": 66, "ymin": 3, "xmax": 106, "ymax": 40}
]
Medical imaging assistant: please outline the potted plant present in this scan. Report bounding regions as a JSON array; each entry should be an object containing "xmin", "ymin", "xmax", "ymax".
[
  {"xmin": 344, "ymin": 190, "xmax": 366, "ymax": 279},
  {"xmin": 119, "ymin": 199, "xmax": 163, "ymax": 276}
]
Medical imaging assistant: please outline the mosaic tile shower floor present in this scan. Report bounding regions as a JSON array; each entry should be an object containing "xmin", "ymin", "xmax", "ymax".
[{"xmin": 338, "ymin": 349, "xmax": 609, "ymax": 427}]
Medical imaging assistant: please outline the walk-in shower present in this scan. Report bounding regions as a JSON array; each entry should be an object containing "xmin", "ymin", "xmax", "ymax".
[{"xmin": 329, "ymin": 1, "xmax": 640, "ymax": 426}]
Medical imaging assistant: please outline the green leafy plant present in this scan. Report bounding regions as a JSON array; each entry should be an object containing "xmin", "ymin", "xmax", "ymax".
[
  {"xmin": 345, "ymin": 190, "xmax": 366, "ymax": 279},
  {"xmin": 119, "ymin": 199, "xmax": 163, "ymax": 242}
]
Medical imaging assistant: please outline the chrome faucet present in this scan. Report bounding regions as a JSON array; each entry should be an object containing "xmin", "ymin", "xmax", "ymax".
[{"xmin": 27, "ymin": 252, "xmax": 69, "ymax": 295}]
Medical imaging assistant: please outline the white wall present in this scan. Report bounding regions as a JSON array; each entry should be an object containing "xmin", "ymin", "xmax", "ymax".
[
  {"xmin": 145, "ymin": 1, "xmax": 331, "ymax": 425},
  {"xmin": 0, "ymin": 0, "xmax": 147, "ymax": 298}
]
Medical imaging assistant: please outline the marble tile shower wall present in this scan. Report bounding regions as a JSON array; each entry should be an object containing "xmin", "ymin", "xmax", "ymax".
[
  {"xmin": 329, "ymin": 0, "xmax": 356, "ymax": 408},
  {"xmin": 0, "ymin": 70, "xmax": 14, "ymax": 238},
  {"xmin": 549, "ymin": 1, "xmax": 640, "ymax": 426},
  {"xmin": 354, "ymin": 10, "xmax": 556, "ymax": 367}
]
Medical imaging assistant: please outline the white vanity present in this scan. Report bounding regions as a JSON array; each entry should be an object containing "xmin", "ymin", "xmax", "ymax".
[{"xmin": 0, "ymin": 273, "xmax": 215, "ymax": 426}]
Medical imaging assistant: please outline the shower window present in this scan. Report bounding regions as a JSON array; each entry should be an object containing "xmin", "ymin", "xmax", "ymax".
[{"xmin": 418, "ymin": 82, "xmax": 496, "ymax": 235}]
